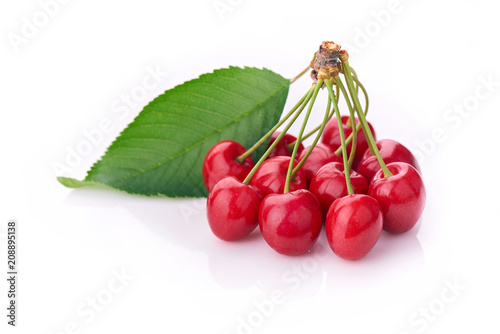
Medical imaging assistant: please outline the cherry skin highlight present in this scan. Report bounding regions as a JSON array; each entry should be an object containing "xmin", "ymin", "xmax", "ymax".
[
  {"xmin": 357, "ymin": 139, "xmax": 421, "ymax": 181},
  {"xmin": 206, "ymin": 177, "xmax": 263, "ymax": 241},
  {"xmin": 259, "ymin": 189, "xmax": 323, "ymax": 255},
  {"xmin": 325, "ymin": 194, "xmax": 383, "ymax": 260},
  {"xmin": 202, "ymin": 140, "xmax": 254, "ymax": 192},
  {"xmin": 297, "ymin": 143, "xmax": 343, "ymax": 183},
  {"xmin": 266, "ymin": 131, "xmax": 304, "ymax": 158},
  {"xmin": 309, "ymin": 162, "xmax": 369, "ymax": 217},
  {"xmin": 249, "ymin": 156, "xmax": 308, "ymax": 197},
  {"xmin": 369, "ymin": 162, "xmax": 426, "ymax": 234},
  {"xmin": 321, "ymin": 115, "xmax": 376, "ymax": 169}
]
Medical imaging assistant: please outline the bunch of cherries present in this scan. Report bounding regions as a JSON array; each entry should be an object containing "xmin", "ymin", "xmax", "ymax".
[{"xmin": 202, "ymin": 42, "xmax": 426, "ymax": 260}]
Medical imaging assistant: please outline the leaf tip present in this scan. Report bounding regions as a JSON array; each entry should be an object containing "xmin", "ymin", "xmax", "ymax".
[{"xmin": 57, "ymin": 176, "xmax": 93, "ymax": 188}]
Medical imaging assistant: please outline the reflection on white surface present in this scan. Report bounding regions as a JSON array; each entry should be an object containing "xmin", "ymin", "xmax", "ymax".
[
  {"xmin": 59, "ymin": 185, "xmax": 429, "ymax": 333},
  {"xmin": 63, "ymin": 186, "xmax": 425, "ymax": 301}
]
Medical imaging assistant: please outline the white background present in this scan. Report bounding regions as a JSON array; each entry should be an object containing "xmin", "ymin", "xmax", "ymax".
[{"xmin": 1, "ymin": 0, "xmax": 500, "ymax": 333}]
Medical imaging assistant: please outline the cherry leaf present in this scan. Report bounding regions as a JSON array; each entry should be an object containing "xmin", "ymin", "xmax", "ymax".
[{"xmin": 58, "ymin": 67, "xmax": 290, "ymax": 197}]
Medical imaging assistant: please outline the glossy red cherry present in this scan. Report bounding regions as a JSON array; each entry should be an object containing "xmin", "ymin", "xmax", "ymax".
[
  {"xmin": 249, "ymin": 156, "xmax": 308, "ymax": 197},
  {"xmin": 202, "ymin": 140, "xmax": 254, "ymax": 191},
  {"xmin": 296, "ymin": 143, "xmax": 343, "ymax": 183},
  {"xmin": 321, "ymin": 115, "xmax": 376, "ymax": 169},
  {"xmin": 266, "ymin": 131, "xmax": 304, "ymax": 158},
  {"xmin": 357, "ymin": 139, "xmax": 421, "ymax": 182},
  {"xmin": 368, "ymin": 162, "xmax": 426, "ymax": 234},
  {"xmin": 207, "ymin": 177, "xmax": 263, "ymax": 241},
  {"xmin": 309, "ymin": 162, "xmax": 369, "ymax": 217},
  {"xmin": 259, "ymin": 189, "xmax": 322, "ymax": 255},
  {"xmin": 325, "ymin": 194, "xmax": 383, "ymax": 260}
]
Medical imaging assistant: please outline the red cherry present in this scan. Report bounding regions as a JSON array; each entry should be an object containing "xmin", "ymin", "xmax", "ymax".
[
  {"xmin": 202, "ymin": 140, "xmax": 254, "ymax": 191},
  {"xmin": 368, "ymin": 162, "xmax": 426, "ymax": 234},
  {"xmin": 309, "ymin": 162, "xmax": 369, "ymax": 217},
  {"xmin": 296, "ymin": 143, "xmax": 343, "ymax": 183},
  {"xmin": 325, "ymin": 194, "xmax": 383, "ymax": 260},
  {"xmin": 259, "ymin": 189, "xmax": 322, "ymax": 255},
  {"xmin": 321, "ymin": 115, "xmax": 376, "ymax": 169},
  {"xmin": 207, "ymin": 177, "xmax": 263, "ymax": 241},
  {"xmin": 357, "ymin": 139, "xmax": 422, "ymax": 181},
  {"xmin": 249, "ymin": 156, "xmax": 308, "ymax": 197},
  {"xmin": 266, "ymin": 131, "xmax": 304, "ymax": 158}
]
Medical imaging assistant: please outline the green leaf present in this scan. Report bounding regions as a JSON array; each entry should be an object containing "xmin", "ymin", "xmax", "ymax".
[{"xmin": 59, "ymin": 67, "xmax": 290, "ymax": 197}]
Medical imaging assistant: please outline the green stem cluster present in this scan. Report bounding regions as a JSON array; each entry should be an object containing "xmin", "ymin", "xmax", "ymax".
[
  {"xmin": 288, "ymin": 69, "xmax": 369, "ymax": 157},
  {"xmin": 291, "ymin": 95, "xmax": 332, "ymax": 178},
  {"xmin": 240, "ymin": 48, "xmax": 392, "ymax": 192},
  {"xmin": 325, "ymin": 79, "xmax": 354, "ymax": 195},
  {"xmin": 333, "ymin": 69, "xmax": 370, "ymax": 156},
  {"xmin": 334, "ymin": 76, "xmax": 357, "ymax": 169},
  {"xmin": 286, "ymin": 84, "xmax": 339, "ymax": 150},
  {"xmin": 342, "ymin": 59, "xmax": 392, "ymax": 178},
  {"xmin": 236, "ymin": 87, "xmax": 313, "ymax": 164},
  {"xmin": 284, "ymin": 79, "xmax": 324, "ymax": 193},
  {"xmin": 242, "ymin": 86, "xmax": 315, "ymax": 185}
]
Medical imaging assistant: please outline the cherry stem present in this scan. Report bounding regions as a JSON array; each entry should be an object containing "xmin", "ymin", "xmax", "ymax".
[
  {"xmin": 345, "ymin": 68, "xmax": 359, "ymax": 127},
  {"xmin": 288, "ymin": 73, "xmax": 370, "ymax": 158},
  {"xmin": 342, "ymin": 68, "xmax": 374, "ymax": 157},
  {"xmin": 347, "ymin": 69, "xmax": 370, "ymax": 122},
  {"xmin": 342, "ymin": 59, "xmax": 392, "ymax": 178},
  {"xmin": 290, "ymin": 64, "xmax": 311, "ymax": 84},
  {"xmin": 286, "ymin": 84, "xmax": 339, "ymax": 151},
  {"xmin": 333, "ymin": 74, "xmax": 369, "ymax": 155},
  {"xmin": 236, "ymin": 86, "xmax": 314, "ymax": 164},
  {"xmin": 354, "ymin": 77, "xmax": 369, "ymax": 118},
  {"xmin": 242, "ymin": 87, "xmax": 315, "ymax": 185},
  {"xmin": 284, "ymin": 79, "xmax": 324, "ymax": 193},
  {"xmin": 334, "ymin": 76, "xmax": 357, "ymax": 169},
  {"xmin": 351, "ymin": 66, "xmax": 359, "ymax": 93},
  {"xmin": 325, "ymin": 79, "xmax": 354, "ymax": 195},
  {"xmin": 291, "ymin": 94, "xmax": 332, "ymax": 177}
]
